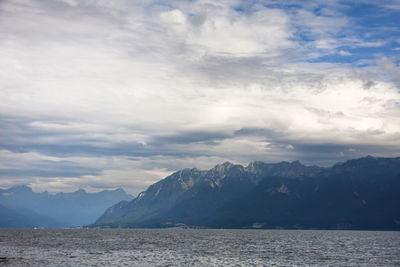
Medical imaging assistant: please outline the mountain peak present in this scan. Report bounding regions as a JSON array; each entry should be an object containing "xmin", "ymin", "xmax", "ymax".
[
  {"xmin": 9, "ymin": 185, "xmax": 33, "ymax": 193},
  {"xmin": 178, "ymin": 167, "xmax": 200, "ymax": 175},
  {"xmin": 212, "ymin": 162, "xmax": 243, "ymax": 175},
  {"xmin": 213, "ymin": 161, "xmax": 236, "ymax": 169},
  {"xmin": 291, "ymin": 160, "xmax": 303, "ymax": 165},
  {"xmin": 217, "ymin": 161, "xmax": 234, "ymax": 167},
  {"xmin": 73, "ymin": 189, "xmax": 86, "ymax": 194},
  {"xmin": 248, "ymin": 161, "xmax": 263, "ymax": 166},
  {"xmin": 334, "ymin": 155, "xmax": 379, "ymax": 167}
]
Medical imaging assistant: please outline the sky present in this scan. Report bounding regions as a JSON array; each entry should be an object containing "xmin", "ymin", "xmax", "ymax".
[{"xmin": 0, "ymin": 0, "xmax": 400, "ymax": 195}]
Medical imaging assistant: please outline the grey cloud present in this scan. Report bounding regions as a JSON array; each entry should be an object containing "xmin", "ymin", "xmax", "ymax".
[
  {"xmin": 305, "ymin": 107, "xmax": 345, "ymax": 119},
  {"xmin": 0, "ymin": 164, "xmax": 100, "ymax": 178},
  {"xmin": 183, "ymin": 54, "xmax": 330, "ymax": 92},
  {"xmin": 285, "ymin": 142, "xmax": 400, "ymax": 166},
  {"xmin": 363, "ymin": 81, "xmax": 376, "ymax": 90},
  {"xmin": 1, "ymin": 143, "xmax": 145, "ymax": 157},
  {"xmin": 234, "ymin": 127, "xmax": 281, "ymax": 138},
  {"xmin": 149, "ymin": 131, "xmax": 232, "ymax": 146},
  {"xmin": 232, "ymin": 126, "xmax": 400, "ymax": 166},
  {"xmin": 376, "ymin": 57, "xmax": 400, "ymax": 86},
  {"xmin": 0, "ymin": 115, "xmax": 212, "ymax": 158}
]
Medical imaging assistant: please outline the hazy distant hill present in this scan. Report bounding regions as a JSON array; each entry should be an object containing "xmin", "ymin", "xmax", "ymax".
[
  {"xmin": 0, "ymin": 186, "xmax": 133, "ymax": 228},
  {"xmin": 94, "ymin": 156, "xmax": 400, "ymax": 230},
  {"xmin": 0, "ymin": 204, "xmax": 33, "ymax": 228}
]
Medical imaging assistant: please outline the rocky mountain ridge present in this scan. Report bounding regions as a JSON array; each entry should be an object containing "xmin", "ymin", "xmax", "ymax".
[{"xmin": 94, "ymin": 156, "xmax": 400, "ymax": 230}]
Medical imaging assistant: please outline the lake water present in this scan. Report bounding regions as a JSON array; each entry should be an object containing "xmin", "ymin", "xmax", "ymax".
[{"xmin": 0, "ymin": 228, "xmax": 399, "ymax": 266}]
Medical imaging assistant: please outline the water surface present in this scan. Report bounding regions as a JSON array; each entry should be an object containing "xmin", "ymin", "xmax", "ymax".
[{"xmin": 0, "ymin": 229, "xmax": 399, "ymax": 266}]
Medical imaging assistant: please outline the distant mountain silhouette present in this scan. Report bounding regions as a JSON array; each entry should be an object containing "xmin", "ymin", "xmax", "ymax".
[
  {"xmin": 93, "ymin": 156, "xmax": 400, "ymax": 230},
  {"xmin": 0, "ymin": 186, "xmax": 133, "ymax": 228},
  {"xmin": 0, "ymin": 204, "xmax": 33, "ymax": 228}
]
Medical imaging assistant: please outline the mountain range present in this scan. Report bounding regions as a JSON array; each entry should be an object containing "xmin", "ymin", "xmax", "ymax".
[
  {"xmin": 93, "ymin": 156, "xmax": 400, "ymax": 230},
  {"xmin": 0, "ymin": 186, "xmax": 133, "ymax": 228}
]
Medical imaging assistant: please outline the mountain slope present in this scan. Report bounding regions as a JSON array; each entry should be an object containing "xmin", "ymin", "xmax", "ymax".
[
  {"xmin": 0, "ymin": 204, "xmax": 33, "ymax": 228},
  {"xmin": 94, "ymin": 160, "xmax": 325, "ymax": 228},
  {"xmin": 94, "ymin": 156, "xmax": 400, "ymax": 230}
]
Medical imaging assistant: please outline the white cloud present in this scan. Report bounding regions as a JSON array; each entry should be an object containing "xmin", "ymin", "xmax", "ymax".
[
  {"xmin": 0, "ymin": 0, "xmax": 399, "ymax": 192},
  {"xmin": 338, "ymin": 50, "xmax": 352, "ymax": 56}
]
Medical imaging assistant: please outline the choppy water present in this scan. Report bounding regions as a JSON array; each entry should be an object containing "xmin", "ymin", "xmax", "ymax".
[{"xmin": 0, "ymin": 229, "xmax": 399, "ymax": 266}]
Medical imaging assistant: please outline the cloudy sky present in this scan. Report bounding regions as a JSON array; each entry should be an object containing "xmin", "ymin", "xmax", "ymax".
[{"xmin": 1, "ymin": 0, "xmax": 399, "ymax": 194}]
